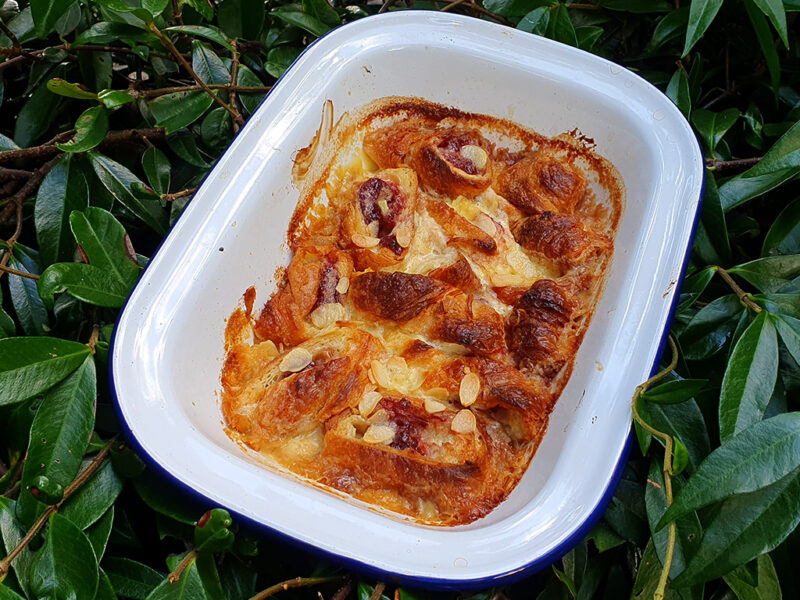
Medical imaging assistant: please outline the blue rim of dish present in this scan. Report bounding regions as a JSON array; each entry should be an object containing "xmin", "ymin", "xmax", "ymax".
[{"xmin": 109, "ymin": 13, "xmax": 707, "ymax": 591}]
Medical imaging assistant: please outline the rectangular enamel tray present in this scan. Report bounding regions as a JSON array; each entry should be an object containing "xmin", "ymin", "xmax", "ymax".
[{"xmin": 111, "ymin": 10, "xmax": 703, "ymax": 589}]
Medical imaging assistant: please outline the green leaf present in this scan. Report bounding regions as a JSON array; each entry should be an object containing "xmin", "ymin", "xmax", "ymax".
[
  {"xmin": 192, "ymin": 41, "xmax": 230, "ymax": 86},
  {"xmin": 14, "ymin": 77, "xmax": 62, "ymax": 148},
  {"xmin": 143, "ymin": 147, "xmax": 171, "ymax": 196},
  {"xmin": 744, "ymin": 0, "xmax": 781, "ymax": 95},
  {"xmin": 643, "ymin": 379, "xmax": 707, "ymax": 404},
  {"xmin": 598, "ymin": 0, "xmax": 671, "ymax": 11},
  {"xmin": 302, "ymin": 0, "xmax": 340, "ymax": 28},
  {"xmin": 0, "ymin": 497, "xmax": 36, "ymax": 597},
  {"xmin": 658, "ymin": 412, "xmax": 800, "ymax": 530},
  {"xmin": 167, "ymin": 132, "xmax": 210, "ymax": 167},
  {"xmin": 0, "ymin": 337, "xmax": 90, "ymax": 406},
  {"xmin": 88, "ymin": 152, "xmax": 168, "ymax": 235},
  {"xmin": 692, "ymin": 108, "xmax": 740, "ymax": 156},
  {"xmin": 74, "ymin": 22, "xmax": 160, "ymax": 46},
  {"xmin": 762, "ymin": 198, "xmax": 800, "ymax": 256},
  {"xmin": 235, "ymin": 65, "xmax": 266, "ymax": 115},
  {"xmin": 680, "ymin": 294, "xmax": 744, "ymax": 360},
  {"xmin": 97, "ymin": 89, "xmax": 137, "ymax": 110},
  {"xmin": 217, "ymin": 0, "xmax": 265, "ymax": 39},
  {"xmin": 70, "ymin": 207, "xmax": 141, "ymax": 287},
  {"xmin": 683, "ymin": 0, "xmax": 723, "ymax": 56},
  {"xmin": 719, "ymin": 311, "xmax": 778, "ymax": 441},
  {"xmin": 145, "ymin": 558, "xmax": 205, "ymax": 600},
  {"xmin": 165, "ymin": 25, "xmax": 233, "ymax": 51},
  {"xmin": 46, "ymin": 78, "xmax": 97, "ymax": 100},
  {"xmin": 728, "ymin": 255, "xmax": 800, "ymax": 293},
  {"xmin": 631, "ymin": 540, "xmax": 686, "ymax": 600},
  {"xmin": 517, "ymin": 7, "xmax": 550, "ymax": 35},
  {"xmin": 671, "ymin": 466, "xmax": 800, "ymax": 586},
  {"xmin": 56, "ymin": 105, "xmax": 110, "ymax": 153},
  {"xmin": 31, "ymin": 0, "xmax": 76, "ymax": 38},
  {"xmin": 648, "ymin": 399, "xmax": 711, "ymax": 475},
  {"xmin": 751, "ymin": 0, "xmax": 788, "ymax": 48},
  {"xmin": 647, "ymin": 7, "xmax": 689, "ymax": 52},
  {"xmin": 34, "ymin": 154, "xmax": 89, "ymax": 266},
  {"xmin": 85, "ymin": 507, "xmax": 115, "ymax": 561},
  {"xmin": 547, "ymin": 4, "xmax": 577, "ymax": 47},
  {"xmin": 666, "ymin": 67, "xmax": 691, "ymax": 119},
  {"xmin": 271, "ymin": 7, "xmax": 331, "ymax": 38},
  {"xmin": 6, "ymin": 248, "xmax": 49, "ymax": 336},
  {"xmin": 483, "ymin": 0, "xmax": 549, "ymax": 18},
  {"xmin": 149, "ymin": 91, "xmax": 215, "ymax": 134},
  {"xmin": 678, "ymin": 266, "xmax": 717, "ymax": 312},
  {"xmin": 587, "ymin": 521, "xmax": 625, "ymax": 553},
  {"xmin": 0, "ymin": 288, "xmax": 15, "ymax": 338},
  {"xmin": 133, "ymin": 473, "xmax": 202, "ymax": 525},
  {"xmin": 200, "ymin": 108, "xmax": 233, "ymax": 151},
  {"xmin": 104, "ymin": 558, "xmax": 165, "ymax": 600},
  {"xmin": 39, "ymin": 263, "xmax": 133, "ymax": 307},
  {"xmin": 753, "ymin": 293, "xmax": 800, "ymax": 316},
  {"xmin": 724, "ymin": 554, "xmax": 783, "ymax": 600},
  {"xmin": 265, "ymin": 46, "xmax": 302, "ymax": 79},
  {"xmin": 774, "ymin": 314, "xmax": 800, "ymax": 366},
  {"xmin": 194, "ymin": 508, "xmax": 234, "ymax": 553},
  {"xmin": 31, "ymin": 513, "xmax": 99, "ymax": 600},
  {"xmin": 95, "ymin": 569, "xmax": 119, "ymax": 600},
  {"xmin": 142, "ymin": 0, "xmax": 170, "ymax": 17},
  {"xmin": 60, "ymin": 459, "xmax": 123, "ymax": 530},
  {"xmin": 719, "ymin": 119, "xmax": 800, "ymax": 212},
  {"xmin": 20, "ymin": 356, "xmax": 95, "ymax": 504},
  {"xmin": 0, "ymin": 133, "xmax": 20, "ymax": 151},
  {"xmin": 692, "ymin": 173, "xmax": 731, "ymax": 265}
]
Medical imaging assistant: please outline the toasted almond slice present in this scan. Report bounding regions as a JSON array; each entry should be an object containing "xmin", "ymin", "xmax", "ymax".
[
  {"xmin": 395, "ymin": 223, "xmax": 412, "ymax": 248},
  {"xmin": 367, "ymin": 221, "xmax": 380, "ymax": 238},
  {"xmin": 474, "ymin": 213, "xmax": 497, "ymax": 236},
  {"xmin": 279, "ymin": 347, "xmax": 313, "ymax": 373},
  {"xmin": 335, "ymin": 276, "xmax": 350, "ymax": 294},
  {"xmin": 459, "ymin": 145, "xmax": 488, "ymax": 170},
  {"xmin": 370, "ymin": 360, "xmax": 390, "ymax": 388},
  {"xmin": 451, "ymin": 409, "xmax": 476, "ymax": 434},
  {"xmin": 260, "ymin": 339, "xmax": 279, "ymax": 357},
  {"xmin": 424, "ymin": 398, "xmax": 447, "ymax": 414},
  {"xmin": 309, "ymin": 302, "xmax": 345, "ymax": 329},
  {"xmin": 386, "ymin": 356, "xmax": 408, "ymax": 371},
  {"xmin": 459, "ymin": 372, "xmax": 481, "ymax": 407},
  {"xmin": 352, "ymin": 233, "xmax": 380, "ymax": 248},
  {"xmin": 362, "ymin": 424, "xmax": 395, "ymax": 445},
  {"xmin": 359, "ymin": 391, "xmax": 383, "ymax": 417},
  {"xmin": 427, "ymin": 387, "xmax": 450, "ymax": 401}
]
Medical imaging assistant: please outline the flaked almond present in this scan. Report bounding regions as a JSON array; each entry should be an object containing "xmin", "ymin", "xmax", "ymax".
[
  {"xmin": 358, "ymin": 391, "xmax": 382, "ymax": 417},
  {"xmin": 260, "ymin": 339, "xmax": 279, "ymax": 357},
  {"xmin": 459, "ymin": 145, "xmax": 488, "ymax": 170},
  {"xmin": 309, "ymin": 302, "xmax": 345, "ymax": 328},
  {"xmin": 362, "ymin": 424, "xmax": 395, "ymax": 445},
  {"xmin": 370, "ymin": 360, "xmax": 390, "ymax": 388},
  {"xmin": 451, "ymin": 409, "xmax": 476, "ymax": 434},
  {"xmin": 367, "ymin": 221, "xmax": 380, "ymax": 238},
  {"xmin": 395, "ymin": 223, "xmax": 412, "ymax": 248},
  {"xmin": 459, "ymin": 372, "xmax": 481, "ymax": 407},
  {"xmin": 427, "ymin": 387, "xmax": 450, "ymax": 401},
  {"xmin": 387, "ymin": 356, "xmax": 408, "ymax": 371},
  {"xmin": 352, "ymin": 233, "xmax": 380, "ymax": 248},
  {"xmin": 378, "ymin": 198, "xmax": 390, "ymax": 215},
  {"xmin": 475, "ymin": 213, "xmax": 497, "ymax": 236},
  {"xmin": 279, "ymin": 347, "xmax": 313, "ymax": 373},
  {"xmin": 424, "ymin": 398, "xmax": 447, "ymax": 414},
  {"xmin": 335, "ymin": 276, "xmax": 350, "ymax": 294}
]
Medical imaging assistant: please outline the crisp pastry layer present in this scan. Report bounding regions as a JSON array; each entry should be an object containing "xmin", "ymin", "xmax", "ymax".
[{"xmin": 221, "ymin": 97, "xmax": 624, "ymax": 526}]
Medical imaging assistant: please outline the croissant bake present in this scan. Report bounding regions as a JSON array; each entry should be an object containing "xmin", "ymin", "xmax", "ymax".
[{"xmin": 221, "ymin": 97, "xmax": 623, "ymax": 525}]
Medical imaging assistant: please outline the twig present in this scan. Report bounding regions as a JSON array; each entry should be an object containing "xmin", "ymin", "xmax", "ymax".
[
  {"xmin": 0, "ymin": 436, "xmax": 119, "ymax": 579},
  {"xmin": 0, "ymin": 264, "xmax": 39, "ymax": 279},
  {"xmin": 0, "ymin": 128, "xmax": 165, "ymax": 163},
  {"xmin": 631, "ymin": 337, "xmax": 679, "ymax": 600},
  {"xmin": 440, "ymin": 0, "xmax": 468, "ymax": 11},
  {"xmin": 87, "ymin": 324, "xmax": 101, "ymax": 354},
  {"xmin": 559, "ymin": 2, "xmax": 599, "ymax": 9},
  {"xmin": 0, "ymin": 20, "xmax": 21, "ymax": 53},
  {"xmin": 248, "ymin": 576, "xmax": 344, "ymax": 600},
  {"xmin": 163, "ymin": 187, "xmax": 197, "ymax": 202},
  {"xmin": 705, "ymin": 156, "xmax": 762, "ymax": 172},
  {"xmin": 135, "ymin": 83, "xmax": 272, "ymax": 98},
  {"xmin": 330, "ymin": 580, "xmax": 354, "ymax": 600},
  {"xmin": 148, "ymin": 23, "xmax": 244, "ymax": 127},
  {"xmin": 716, "ymin": 267, "xmax": 762, "ymax": 312},
  {"xmin": 369, "ymin": 582, "xmax": 386, "ymax": 600},
  {"xmin": 379, "ymin": 0, "xmax": 396, "ymax": 12},
  {"xmin": 468, "ymin": 2, "xmax": 514, "ymax": 27},
  {"xmin": 229, "ymin": 41, "xmax": 243, "ymax": 133},
  {"xmin": 168, "ymin": 551, "xmax": 198, "ymax": 583},
  {"xmin": 0, "ymin": 168, "xmax": 33, "ymax": 181},
  {"xmin": 171, "ymin": 0, "xmax": 184, "ymax": 26}
]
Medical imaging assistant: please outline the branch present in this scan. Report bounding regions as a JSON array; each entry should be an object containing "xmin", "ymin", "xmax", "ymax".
[
  {"xmin": 368, "ymin": 583, "xmax": 386, "ymax": 600},
  {"xmin": 0, "ymin": 264, "xmax": 39, "ymax": 279},
  {"xmin": 0, "ymin": 436, "xmax": 119, "ymax": 579},
  {"xmin": 249, "ymin": 577, "xmax": 344, "ymax": 600},
  {"xmin": 135, "ymin": 83, "xmax": 271, "ymax": 99},
  {"xmin": 705, "ymin": 156, "xmax": 762, "ymax": 172},
  {"xmin": 0, "ymin": 128, "xmax": 165, "ymax": 163},
  {"xmin": 168, "ymin": 551, "xmax": 198, "ymax": 583},
  {"xmin": 0, "ymin": 20, "xmax": 21, "ymax": 53},
  {"xmin": 469, "ymin": 2, "xmax": 514, "ymax": 26},
  {"xmin": 0, "ymin": 168, "xmax": 33, "ymax": 181},
  {"xmin": 229, "ymin": 41, "xmax": 243, "ymax": 133},
  {"xmin": 716, "ymin": 267, "xmax": 762, "ymax": 312},
  {"xmin": 147, "ymin": 23, "xmax": 244, "ymax": 126},
  {"xmin": 163, "ymin": 187, "xmax": 197, "ymax": 202}
]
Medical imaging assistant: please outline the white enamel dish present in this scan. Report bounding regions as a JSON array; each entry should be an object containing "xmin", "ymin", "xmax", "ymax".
[{"xmin": 111, "ymin": 11, "xmax": 703, "ymax": 589}]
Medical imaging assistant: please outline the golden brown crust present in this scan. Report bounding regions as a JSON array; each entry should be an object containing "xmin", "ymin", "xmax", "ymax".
[{"xmin": 222, "ymin": 97, "xmax": 623, "ymax": 526}]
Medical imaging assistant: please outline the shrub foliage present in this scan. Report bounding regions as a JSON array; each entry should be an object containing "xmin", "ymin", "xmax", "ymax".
[{"xmin": 1, "ymin": 1, "xmax": 799, "ymax": 599}]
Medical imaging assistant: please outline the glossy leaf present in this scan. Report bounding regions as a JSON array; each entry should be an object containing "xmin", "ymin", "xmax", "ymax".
[
  {"xmin": 46, "ymin": 78, "xmax": 97, "ymax": 100},
  {"xmin": 680, "ymin": 294, "xmax": 744, "ymax": 360},
  {"xmin": 143, "ymin": 147, "xmax": 171, "ymax": 196},
  {"xmin": 217, "ymin": 0, "xmax": 265, "ymax": 39},
  {"xmin": 744, "ymin": 0, "xmax": 781, "ymax": 94},
  {"xmin": 264, "ymin": 46, "xmax": 302, "ymax": 79},
  {"xmin": 643, "ymin": 379, "xmax": 707, "ymax": 404},
  {"xmin": 683, "ymin": 0, "xmax": 723, "ymax": 56},
  {"xmin": 728, "ymin": 255, "xmax": 800, "ymax": 293},
  {"xmin": 692, "ymin": 108, "xmax": 740, "ymax": 156},
  {"xmin": 658, "ymin": 412, "xmax": 800, "ymax": 529},
  {"xmin": 547, "ymin": 5, "xmax": 577, "ymax": 47},
  {"xmin": 271, "ymin": 7, "xmax": 331, "ymax": 38},
  {"xmin": 192, "ymin": 41, "xmax": 230, "ymax": 85},
  {"xmin": 30, "ymin": 513, "xmax": 99, "ymax": 600},
  {"xmin": 167, "ymin": 132, "xmax": 210, "ymax": 167},
  {"xmin": 39, "ymin": 263, "xmax": 133, "ymax": 307},
  {"xmin": 95, "ymin": 570, "xmax": 119, "ymax": 600},
  {"xmin": 631, "ymin": 540, "xmax": 687, "ymax": 600},
  {"xmin": 517, "ymin": 7, "xmax": 550, "ymax": 35},
  {"xmin": 483, "ymin": 0, "xmax": 549, "ymax": 18},
  {"xmin": 719, "ymin": 119, "xmax": 800, "ymax": 212},
  {"xmin": 34, "ymin": 154, "xmax": 89, "ymax": 266},
  {"xmin": 20, "ymin": 356, "xmax": 95, "ymax": 504},
  {"xmin": 724, "ymin": 554, "xmax": 783, "ymax": 600},
  {"xmin": 70, "ymin": 207, "xmax": 141, "ymax": 287},
  {"xmin": 303, "ymin": 0, "xmax": 339, "ymax": 28},
  {"xmin": 774, "ymin": 314, "xmax": 800, "ymax": 365},
  {"xmin": 145, "ymin": 557, "xmax": 205, "ymax": 600},
  {"xmin": 88, "ymin": 152, "xmax": 168, "ymax": 235},
  {"xmin": 648, "ymin": 7, "xmax": 689, "ymax": 52},
  {"xmin": 762, "ymin": 198, "xmax": 800, "ymax": 256},
  {"xmin": 0, "ymin": 337, "xmax": 90, "ymax": 406},
  {"xmin": 666, "ymin": 67, "xmax": 691, "ymax": 118},
  {"xmin": 56, "ymin": 105, "xmax": 110, "ymax": 153},
  {"xmin": 648, "ymin": 399, "xmax": 711, "ymax": 475},
  {"xmin": 200, "ymin": 107, "xmax": 232, "ymax": 150},
  {"xmin": 60, "ymin": 459, "xmax": 123, "ymax": 530},
  {"xmin": 165, "ymin": 25, "xmax": 233, "ymax": 51},
  {"xmin": 14, "ymin": 77, "xmax": 62, "ymax": 148},
  {"xmin": 104, "ymin": 558, "xmax": 164, "ymax": 600},
  {"xmin": 149, "ymin": 91, "xmax": 215, "ymax": 134},
  {"xmin": 85, "ymin": 507, "xmax": 115, "ymax": 561},
  {"xmin": 142, "ymin": 0, "xmax": 170, "ymax": 17},
  {"xmin": 7, "ymin": 249, "xmax": 48, "ymax": 336},
  {"xmin": 692, "ymin": 173, "xmax": 731, "ymax": 265},
  {"xmin": 671, "ymin": 466, "xmax": 800, "ymax": 586},
  {"xmin": 753, "ymin": 293, "xmax": 800, "ymax": 316},
  {"xmin": 97, "ymin": 89, "xmax": 137, "ymax": 110},
  {"xmin": 719, "ymin": 311, "xmax": 778, "ymax": 441},
  {"xmin": 751, "ymin": 0, "xmax": 788, "ymax": 47},
  {"xmin": 235, "ymin": 65, "xmax": 266, "ymax": 115},
  {"xmin": 31, "ymin": 0, "xmax": 76, "ymax": 38},
  {"xmin": 0, "ymin": 497, "xmax": 36, "ymax": 597}
]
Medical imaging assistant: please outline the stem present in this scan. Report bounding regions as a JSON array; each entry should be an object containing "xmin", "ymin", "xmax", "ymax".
[
  {"xmin": 705, "ymin": 156, "xmax": 762, "ymax": 172},
  {"xmin": 163, "ymin": 187, "xmax": 197, "ymax": 202},
  {"xmin": 0, "ymin": 128, "xmax": 165, "ymax": 163},
  {"xmin": 168, "ymin": 550, "xmax": 197, "ymax": 583},
  {"xmin": 171, "ymin": 0, "xmax": 184, "ymax": 26},
  {"xmin": 330, "ymin": 580, "xmax": 354, "ymax": 600},
  {"xmin": 0, "ymin": 21, "xmax": 20, "ymax": 53},
  {"xmin": 87, "ymin": 324, "xmax": 101, "ymax": 355},
  {"xmin": 229, "ymin": 41, "xmax": 243, "ymax": 133},
  {"xmin": 136, "ymin": 84, "xmax": 272, "ymax": 98},
  {"xmin": 630, "ymin": 336, "xmax": 679, "ymax": 600},
  {"xmin": 0, "ymin": 168, "xmax": 34, "ymax": 181},
  {"xmin": 468, "ymin": 2, "xmax": 514, "ymax": 26},
  {"xmin": 0, "ymin": 264, "xmax": 39, "ymax": 279},
  {"xmin": 369, "ymin": 582, "xmax": 386, "ymax": 600},
  {"xmin": 716, "ymin": 267, "xmax": 762, "ymax": 312},
  {"xmin": 440, "ymin": 0, "xmax": 468, "ymax": 11},
  {"xmin": 148, "ymin": 23, "xmax": 244, "ymax": 126},
  {"xmin": 248, "ymin": 576, "xmax": 344, "ymax": 600},
  {"xmin": 0, "ymin": 436, "xmax": 118, "ymax": 579}
]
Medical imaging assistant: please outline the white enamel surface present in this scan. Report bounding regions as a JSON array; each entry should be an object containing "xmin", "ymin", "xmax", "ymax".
[{"xmin": 112, "ymin": 12, "xmax": 702, "ymax": 585}]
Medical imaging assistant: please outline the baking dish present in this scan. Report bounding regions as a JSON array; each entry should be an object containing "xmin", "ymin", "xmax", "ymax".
[{"xmin": 110, "ymin": 10, "xmax": 703, "ymax": 589}]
